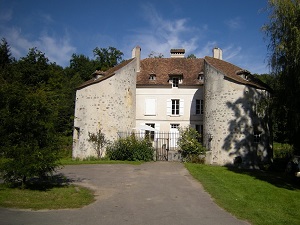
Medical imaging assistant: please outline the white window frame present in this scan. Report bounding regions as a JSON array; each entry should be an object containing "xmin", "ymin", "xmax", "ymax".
[{"xmin": 167, "ymin": 99, "xmax": 184, "ymax": 116}]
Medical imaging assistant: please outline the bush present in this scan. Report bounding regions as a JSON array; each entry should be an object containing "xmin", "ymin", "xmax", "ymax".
[
  {"xmin": 273, "ymin": 142, "xmax": 294, "ymax": 159},
  {"xmin": 106, "ymin": 135, "xmax": 154, "ymax": 161},
  {"xmin": 177, "ymin": 126, "xmax": 206, "ymax": 163},
  {"xmin": 270, "ymin": 142, "xmax": 294, "ymax": 172}
]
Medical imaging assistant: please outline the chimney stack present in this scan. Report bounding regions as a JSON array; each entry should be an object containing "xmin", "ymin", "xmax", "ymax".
[
  {"xmin": 132, "ymin": 45, "xmax": 141, "ymax": 72},
  {"xmin": 170, "ymin": 49, "xmax": 185, "ymax": 58},
  {"xmin": 213, "ymin": 47, "xmax": 222, "ymax": 60}
]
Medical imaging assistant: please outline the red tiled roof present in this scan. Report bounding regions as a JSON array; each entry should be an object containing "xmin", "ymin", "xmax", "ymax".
[
  {"xmin": 76, "ymin": 58, "xmax": 134, "ymax": 90},
  {"xmin": 137, "ymin": 58, "xmax": 204, "ymax": 86},
  {"xmin": 76, "ymin": 55, "xmax": 270, "ymax": 91},
  {"xmin": 204, "ymin": 56, "xmax": 270, "ymax": 90}
]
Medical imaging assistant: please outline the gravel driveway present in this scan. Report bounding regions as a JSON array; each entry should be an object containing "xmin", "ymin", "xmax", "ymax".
[{"xmin": 0, "ymin": 162, "xmax": 249, "ymax": 225}]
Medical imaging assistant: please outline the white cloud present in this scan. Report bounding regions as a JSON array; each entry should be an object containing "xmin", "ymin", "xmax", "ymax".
[
  {"xmin": 223, "ymin": 45, "xmax": 242, "ymax": 61},
  {"xmin": 224, "ymin": 17, "xmax": 242, "ymax": 30},
  {"xmin": 0, "ymin": 27, "xmax": 76, "ymax": 66},
  {"xmin": 125, "ymin": 3, "xmax": 202, "ymax": 58}
]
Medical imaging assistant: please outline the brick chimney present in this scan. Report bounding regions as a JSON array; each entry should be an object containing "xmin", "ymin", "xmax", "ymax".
[{"xmin": 170, "ymin": 49, "xmax": 185, "ymax": 58}]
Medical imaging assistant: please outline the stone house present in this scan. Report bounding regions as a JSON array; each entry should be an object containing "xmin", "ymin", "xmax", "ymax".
[{"xmin": 72, "ymin": 46, "xmax": 271, "ymax": 166}]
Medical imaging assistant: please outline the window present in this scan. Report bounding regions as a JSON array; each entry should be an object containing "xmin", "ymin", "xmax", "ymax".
[
  {"xmin": 172, "ymin": 77, "xmax": 179, "ymax": 87},
  {"xmin": 145, "ymin": 123, "xmax": 155, "ymax": 141},
  {"xmin": 149, "ymin": 74, "xmax": 156, "ymax": 80},
  {"xmin": 172, "ymin": 99, "xmax": 180, "ymax": 115},
  {"xmin": 145, "ymin": 99, "xmax": 156, "ymax": 115},
  {"xmin": 74, "ymin": 127, "xmax": 80, "ymax": 140},
  {"xmin": 167, "ymin": 99, "xmax": 184, "ymax": 116},
  {"xmin": 196, "ymin": 99, "xmax": 204, "ymax": 114},
  {"xmin": 195, "ymin": 125, "xmax": 203, "ymax": 143},
  {"xmin": 198, "ymin": 73, "xmax": 204, "ymax": 81},
  {"xmin": 170, "ymin": 124, "xmax": 180, "ymax": 129}
]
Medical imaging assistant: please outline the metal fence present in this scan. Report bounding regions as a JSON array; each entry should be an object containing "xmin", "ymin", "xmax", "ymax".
[{"xmin": 117, "ymin": 131, "xmax": 182, "ymax": 161}]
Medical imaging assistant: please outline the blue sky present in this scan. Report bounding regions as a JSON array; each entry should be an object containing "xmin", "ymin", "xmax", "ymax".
[{"xmin": 0, "ymin": 0, "xmax": 270, "ymax": 74}]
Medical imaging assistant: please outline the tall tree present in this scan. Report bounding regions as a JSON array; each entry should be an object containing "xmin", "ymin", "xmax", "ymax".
[
  {"xmin": 263, "ymin": 0, "xmax": 300, "ymax": 152},
  {"xmin": 0, "ymin": 38, "xmax": 14, "ymax": 69},
  {"xmin": 93, "ymin": 46, "xmax": 123, "ymax": 71},
  {"xmin": 0, "ymin": 47, "xmax": 61, "ymax": 186}
]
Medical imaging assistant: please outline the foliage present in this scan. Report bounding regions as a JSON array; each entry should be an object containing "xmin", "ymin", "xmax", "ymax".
[
  {"xmin": 88, "ymin": 127, "xmax": 109, "ymax": 158},
  {"xmin": 177, "ymin": 126, "xmax": 206, "ymax": 162},
  {"xmin": 186, "ymin": 163, "xmax": 300, "ymax": 225},
  {"xmin": 93, "ymin": 46, "xmax": 123, "ymax": 71},
  {"xmin": 187, "ymin": 54, "xmax": 196, "ymax": 58},
  {"xmin": 106, "ymin": 135, "xmax": 154, "ymax": 161},
  {"xmin": 148, "ymin": 51, "xmax": 164, "ymax": 58},
  {"xmin": 263, "ymin": 0, "xmax": 300, "ymax": 153},
  {"xmin": 273, "ymin": 142, "xmax": 294, "ymax": 159},
  {"xmin": 0, "ymin": 47, "xmax": 62, "ymax": 186},
  {"xmin": 270, "ymin": 142, "xmax": 294, "ymax": 172}
]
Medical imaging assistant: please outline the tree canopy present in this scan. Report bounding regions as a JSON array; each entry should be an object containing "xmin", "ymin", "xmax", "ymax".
[{"xmin": 263, "ymin": 0, "xmax": 300, "ymax": 153}]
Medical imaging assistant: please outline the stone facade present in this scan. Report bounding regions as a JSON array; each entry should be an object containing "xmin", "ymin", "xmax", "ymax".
[
  {"xmin": 72, "ymin": 56, "xmax": 138, "ymax": 159},
  {"xmin": 204, "ymin": 58, "xmax": 271, "ymax": 167}
]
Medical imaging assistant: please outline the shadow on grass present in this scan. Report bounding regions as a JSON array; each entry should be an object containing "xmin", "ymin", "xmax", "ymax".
[
  {"xmin": 8, "ymin": 173, "xmax": 77, "ymax": 191},
  {"xmin": 225, "ymin": 165, "xmax": 300, "ymax": 190}
]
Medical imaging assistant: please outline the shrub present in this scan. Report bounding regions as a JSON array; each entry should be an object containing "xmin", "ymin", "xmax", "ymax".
[
  {"xmin": 88, "ymin": 127, "xmax": 110, "ymax": 159},
  {"xmin": 106, "ymin": 135, "xmax": 154, "ymax": 161},
  {"xmin": 177, "ymin": 126, "xmax": 206, "ymax": 163},
  {"xmin": 273, "ymin": 142, "xmax": 294, "ymax": 159},
  {"xmin": 270, "ymin": 142, "xmax": 294, "ymax": 172}
]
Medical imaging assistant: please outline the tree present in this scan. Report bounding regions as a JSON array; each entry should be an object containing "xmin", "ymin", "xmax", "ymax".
[
  {"xmin": 0, "ymin": 38, "xmax": 14, "ymax": 69},
  {"xmin": 187, "ymin": 54, "xmax": 197, "ymax": 58},
  {"xmin": 263, "ymin": 0, "xmax": 300, "ymax": 153},
  {"xmin": 93, "ymin": 46, "xmax": 123, "ymax": 71},
  {"xmin": 148, "ymin": 51, "xmax": 164, "ymax": 58},
  {"xmin": 0, "ymin": 47, "xmax": 61, "ymax": 186},
  {"xmin": 67, "ymin": 53, "xmax": 97, "ymax": 81}
]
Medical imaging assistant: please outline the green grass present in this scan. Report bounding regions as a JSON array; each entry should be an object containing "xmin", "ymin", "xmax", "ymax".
[
  {"xmin": 185, "ymin": 163, "xmax": 300, "ymax": 225},
  {"xmin": 0, "ymin": 183, "xmax": 95, "ymax": 210}
]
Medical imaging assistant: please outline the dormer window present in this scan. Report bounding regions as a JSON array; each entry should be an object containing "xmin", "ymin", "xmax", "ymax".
[
  {"xmin": 169, "ymin": 73, "xmax": 183, "ymax": 88},
  {"xmin": 236, "ymin": 70, "xmax": 251, "ymax": 81},
  {"xmin": 198, "ymin": 72, "xmax": 204, "ymax": 81},
  {"xmin": 172, "ymin": 77, "xmax": 179, "ymax": 87},
  {"xmin": 149, "ymin": 74, "xmax": 156, "ymax": 80}
]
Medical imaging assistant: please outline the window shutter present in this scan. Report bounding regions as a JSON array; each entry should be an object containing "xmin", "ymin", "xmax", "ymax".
[
  {"xmin": 145, "ymin": 99, "xmax": 156, "ymax": 115},
  {"xmin": 167, "ymin": 99, "xmax": 172, "ymax": 115},
  {"xmin": 180, "ymin": 99, "xmax": 184, "ymax": 115},
  {"xmin": 191, "ymin": 99, "xmax": 195, "ymax": 115}
]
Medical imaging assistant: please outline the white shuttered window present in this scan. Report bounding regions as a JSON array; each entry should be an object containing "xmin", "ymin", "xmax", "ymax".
[
  {"xmin": 145, "ymin": 99, "xmax": 156, "ymax": 115},
  {"xmin": 167, "ymin": 99, "xmax": 184, "ymax": 116}
]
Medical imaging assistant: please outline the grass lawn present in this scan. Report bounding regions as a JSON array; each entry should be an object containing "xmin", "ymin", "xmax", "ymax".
[
  {"xmin": 0, "ymin": 182, "xmax": 95, "ymax": 210},
  {"xmin": 185, "ymin": 163, "xmax": 300, "ymax": 225}
]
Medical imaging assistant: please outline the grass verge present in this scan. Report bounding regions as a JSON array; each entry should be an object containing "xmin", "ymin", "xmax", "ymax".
[
  {"xmin": 0, "ymin": 183, "xmax": 95, "ymax": 210},
  {"xmin": 185, "ymin": 163, "xmax": 300, "ymax": 225}
]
